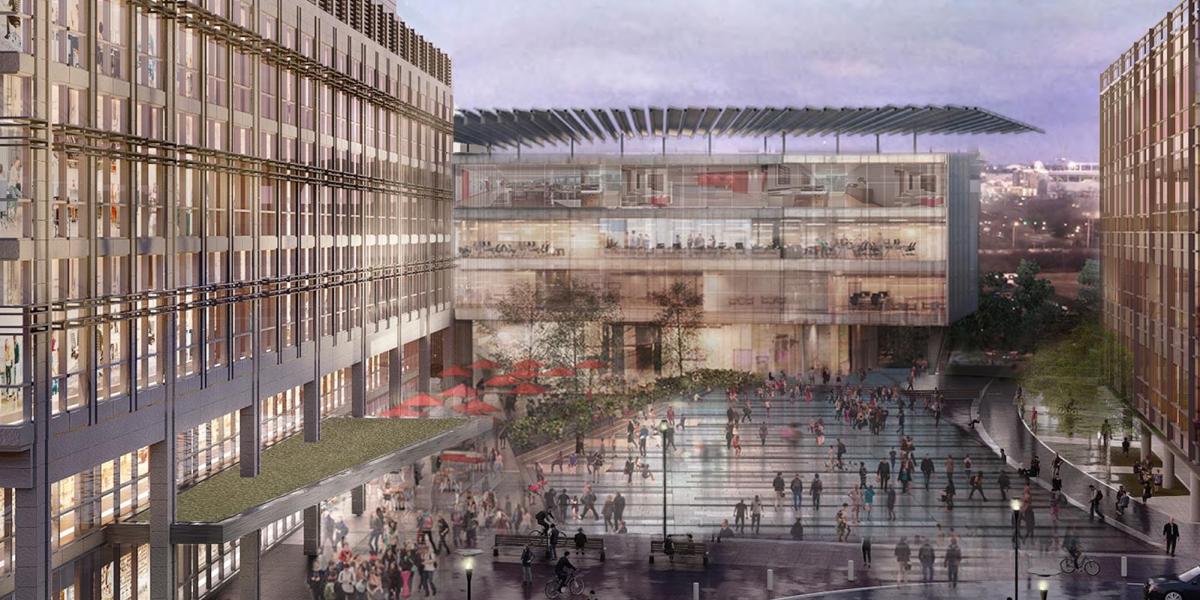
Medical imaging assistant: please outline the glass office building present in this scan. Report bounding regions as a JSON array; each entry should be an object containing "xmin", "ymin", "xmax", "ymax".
[
  {"xmin": 455, "ymin": 150, "xmax": 978, "ymax": 376},
  {"xmin": 451, "ymin": 105, "xmax": 1039, "ymax": 379},
  {"xmin": 1100, "ymin": 0, "xmax": 1200, "ymax": 517},
  {"xmin": 0, "ymin": 0, "xmax": 455, "ymax": 598}
]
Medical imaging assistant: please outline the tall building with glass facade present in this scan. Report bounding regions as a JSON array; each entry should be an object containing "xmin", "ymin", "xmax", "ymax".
[
  {"xmin": 1100, "ymin": 0, "xmax": 1200, "ymax": 517},
  {"xmin": 453, "ymin": 106, "xmax": 1038, "ymax": 379},
  {"xmin": 0, "ymin": 0, "xmax": 457, "ymax": 597}
]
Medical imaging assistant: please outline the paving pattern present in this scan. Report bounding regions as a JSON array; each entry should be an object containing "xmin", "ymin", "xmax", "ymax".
[
  {"xmin": 238, "ymin": 375, "xmax": 1167, "ymax": 600},
  {"xmin": 521, "ymin": 379, "xmax": 1156, "ymax": 559}
]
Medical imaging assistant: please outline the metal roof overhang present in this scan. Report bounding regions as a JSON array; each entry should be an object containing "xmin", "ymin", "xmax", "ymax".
[{"xmin": 453, "ymin": 105, "xmax": 1042, "ymax": 147}]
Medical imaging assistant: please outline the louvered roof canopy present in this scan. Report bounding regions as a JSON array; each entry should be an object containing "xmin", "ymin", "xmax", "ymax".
[{"xmin": 453, "ymin": 105, "xmax": 1042, "ymax": 148}]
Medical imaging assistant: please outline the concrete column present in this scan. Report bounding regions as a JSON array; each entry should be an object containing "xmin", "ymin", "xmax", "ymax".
[
  {"xmin": 351, "ymin": 484, "xmax": 366, "ymax": 516},
  {"xmin": 611, "ymin": 324, "xmax": 625, "ymax": 377},
  {"xmin": 441, "ymin": 327, "xmax": 455, "ymax": 374},
  {"xmin": 1191, "ymin": 471, "xmax": 1200, "ymax": 523},
  {"xmin": 303, "ymin": 379, "xmax": 321, "ymax": 443},
  {"xmin": 350, "ymin": 360, "xmax": 366, "ymax": 418},
  {"xmin": 239, "ymin": 529, "xmax": 262, "ymax": 600},
  {"xmin": 388, "ymin": 347, "xmax": 403, "ymax": 404},
  {"xmin": 1163, "ymin": 448, "xmax": 1176, "ymax": 488},
  {"xmin": 149, "ymin": 440, "xmax": 177, "ymax": 600},
  {"xmin": 304, "ymin": 505, "xmax": 322, "ymax": 557},
  {"xmin": 239, "ymin": 402, "xmax": 261, "ymax": 477},
  {"xmin": 418, "ymin": 336, "xmax": 431, "ymax": 393},
  {"xmin": 1141, "ymin": 422, "xmax": 1153, "ymax": 465},
  {"xmin": 13, "ymin": 488, "xmax": 50, "ymax": 600}
]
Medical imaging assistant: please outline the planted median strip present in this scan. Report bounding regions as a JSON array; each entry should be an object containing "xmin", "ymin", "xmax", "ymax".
[{"xmin": 174, "ymin": 417, "xmax": 463, "ymax": 523}]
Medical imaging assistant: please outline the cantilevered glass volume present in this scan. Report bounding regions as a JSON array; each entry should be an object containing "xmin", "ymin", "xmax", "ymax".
[{"xmin": 452, "ymin": 106, "xmax": 1040, "ymax": 380}]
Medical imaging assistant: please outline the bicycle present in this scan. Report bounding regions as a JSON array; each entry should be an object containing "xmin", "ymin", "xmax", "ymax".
[
  {"xmin": 544, "ymin": 570, "xmax": 584, "ymax": 599},
  {"xmin": 1060, "ymin": 555, "xmax": 1100, "ymax": 575},
  {"xmin": 525, "ymin": 526, "xmax": 551, "ymax": 539}
]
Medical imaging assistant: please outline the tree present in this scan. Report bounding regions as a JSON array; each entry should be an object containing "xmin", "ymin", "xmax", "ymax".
[
  {"xmin": 650, "ymin": 282, "xmax": 704, "ymax": 376},
  {"xmin": 953, "ymin": 261, "xmax": 1062, "ymax": 352},
  {"xmin": 491, "ymin": 281, "xmax": 549, "ymax": 364},
  {"xmin": 1077, "ymin": 258, "xmax": 1101, "ymax": 315},
  {"xmin": 542, "ymin": 282, "xmax": 618, "ymax": 390}
]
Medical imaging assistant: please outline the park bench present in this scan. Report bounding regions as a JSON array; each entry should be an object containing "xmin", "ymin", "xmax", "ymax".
[
  {"xmin": 492, "ymin": 533, "xmax": 544, "ymax": 560},
  {"xmin": 649, "ymin": 538, "xmax": 708, "ymax": 567},
  {"xmin": 492, "ymin": 533, "xmax": 606, "ymax": 561}
]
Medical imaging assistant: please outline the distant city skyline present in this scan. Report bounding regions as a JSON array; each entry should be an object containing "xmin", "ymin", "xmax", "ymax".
[{"xmin": 401, "ymin": 0, "xmax": 1174, "ymax": 163}]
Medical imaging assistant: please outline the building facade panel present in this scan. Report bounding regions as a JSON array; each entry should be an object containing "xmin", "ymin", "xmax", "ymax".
[
  {"xmin": 0, "ymin": 0, "xmax": 454, "ymax": 597},
  {"xmin": 1100, "ymin": 0, "xmax": 1199, "ymax": 461}
]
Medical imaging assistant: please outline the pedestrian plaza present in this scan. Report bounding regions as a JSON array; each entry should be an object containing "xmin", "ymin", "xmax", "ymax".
[{"xmin": 232, "ymin": 372, "xmax": 1180, "ymax": 600}]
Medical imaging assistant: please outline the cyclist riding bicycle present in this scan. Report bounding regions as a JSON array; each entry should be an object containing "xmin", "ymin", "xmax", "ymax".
[
  {"xmin": 1064, "ymin": 534, "xmax": 1082, "ymax": 569},
  {"xmin": 554, "ymin": 551, "xmax": 576, "ymax": 591},
  {"xmin": 536, "ymin": 510, "xmax": 556, "ymax": 537}
]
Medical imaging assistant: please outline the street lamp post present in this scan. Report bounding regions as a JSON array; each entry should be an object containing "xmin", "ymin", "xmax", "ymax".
[
  {"xmin": 464, "ymin": 556, "xmax": 474, "ymax": 600},
  {"xmin": 659, "ymin": 419, "xmax": 670, "ymax": 540},
  {"xmin": 1011, "ymin": 499, "xmax": 1021, "ymax": 600}
]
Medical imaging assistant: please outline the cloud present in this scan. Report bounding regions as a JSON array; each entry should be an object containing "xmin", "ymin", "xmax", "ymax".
[{"xmin": 405, "ymin": 0, "xmax": 1179, "ymax": 162}]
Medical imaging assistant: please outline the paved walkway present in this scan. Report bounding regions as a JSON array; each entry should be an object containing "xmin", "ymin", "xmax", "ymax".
[
  {"xmin": 976, "ymin": 377, "xmax": 1200, "ymax": 558},
  {"xmin": 520, "ymin": 380, "xmax": 1150, "ymax": 557},
  {"xmin": 219, "ymin": 374, "xmax": 1171, "ymax": 599}
]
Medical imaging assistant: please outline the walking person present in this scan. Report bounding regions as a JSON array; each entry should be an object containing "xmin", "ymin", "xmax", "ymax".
[
  {"xmin": 918, "ymin": 538, "xmax": 935, "ymax": 582},
  {"xmin": 1164, "ymin": 517, "xmax": 1180, "ymax": 556},
  {"xmin": 886, "ymin": 486, "xmax": 897, "ymax": 521},
  {"xmin": 944, "ymin": 539, "xmax": 962, "ymax": 588},
  {"xmin": 895, "ymin": 537, "xmax": 911, "ymax": 583},
  {"xmin": 773, "ymin": 472, "xmax": 786, "ymax": 509},
  {"xmin": 811, "ymin": 474, "xmax": 823, "ymax": 511},
  {"xmin": 861, "ymin": 535, "xmax": 872, "ymax": 567},
  {"xmin": 734, "ymin": 499, "xmax": 748, "ymax": 534},
  {"xmin": 998, "ymin": 470, "xmax": 1011, "ymax": 501},
  {"xmin": 836, "ymin": 505, "xmax": 850, "ymax": 542},
  {"xmin": 613, "ymin": 492, "xmax": 626, "ymax": 526},
  {"xmin": 790, "ymin": 473, "xmax": 804, "ymax": 511},
  {"xmin": 548, "ymin": 524, "xmax": 560, "ymax": 560},
  {"xmin": 602, "ymin": 495, "xmax": 615, "ymax": 532},
  {"xmin": 418, "ymin": 546, "xmax": 438, "ymax": 597},
  {"xmin": 920, "ymin": 456, "xmax": 935, "ymax": 490},
  {"xmin": 863, "ymin": 485, "xmax": 876, "ymax": 521},
  {"xmin": 1088, "ymin": 485, "xmax": 1106, "ymax": 523},
  {"xmin": 580, "ymin": 487, "xmax": 599, "ymax": 520},
  {"xmin": 751, "ymin": 495, "xmax": 764, "ymax": 535},
  {"xmin": 520, "ymin": 544, "xmax": 534, "ymax": 586},
  {"xmin": 968, "ymin": 471, "xmax": 987, "ymax": 501}
]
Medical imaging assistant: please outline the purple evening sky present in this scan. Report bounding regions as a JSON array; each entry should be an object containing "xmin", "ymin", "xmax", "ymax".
[{"xmin": 399, "ymin": 0, "xmax": 1176, "ymax": 164}]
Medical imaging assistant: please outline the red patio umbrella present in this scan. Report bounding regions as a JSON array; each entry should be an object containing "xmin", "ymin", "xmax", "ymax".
[
  {"xmin": 512, "ymin": 358, "xmax": 543, "ymax": 371},
  {"xmin": 507, "ymin": 369, "xmax": 538, "ymax": 380},
  {"xmin": 439, "ymin": 450, "xmax": 486, "ymax": 464},
  {"xmin": 575, "ymin": 358, "xmax": 608, "ymax": 369},
  {"xmin": 512, "ymin": 382, "xmax": 547, "ymax": 396},
  {"xmin": 468, "ymin": 358, "xmax": 501, "ymax": 370},
  {"xmin": 439, "ymin": 364, "xmax": 471, "ymax": 379},
  {"xmin": 542, "ymin": 366, "xmax": 575, "ymax": 377},
  {"xmin": 453, "ymin": 399, "xmax": 500, "ymax": 415},
  {"xmin": 401, "ymin": 393, "xmax": 442, "ymax": 408},
  {"xmin": 439, "ymin": 383, "xmax": 476, "ymax": 398},
  {"xmin": 484, "ymin": 374, "xmax": 520, "ymax": 387},
  {"xmin": 379, "ymin": 405, "xmax": 420, "ymax": 418}
]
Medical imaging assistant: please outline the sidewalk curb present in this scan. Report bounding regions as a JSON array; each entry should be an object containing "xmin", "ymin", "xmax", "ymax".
[{"xmin": 971, "ymin": 386, "xmax": 1165, "ymax": 552}]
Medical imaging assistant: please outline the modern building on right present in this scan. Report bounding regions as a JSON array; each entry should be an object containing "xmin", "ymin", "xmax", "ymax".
[{"xmin": 1100, "ymin": 0, "xmax": 1200, "ymax": 514}]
